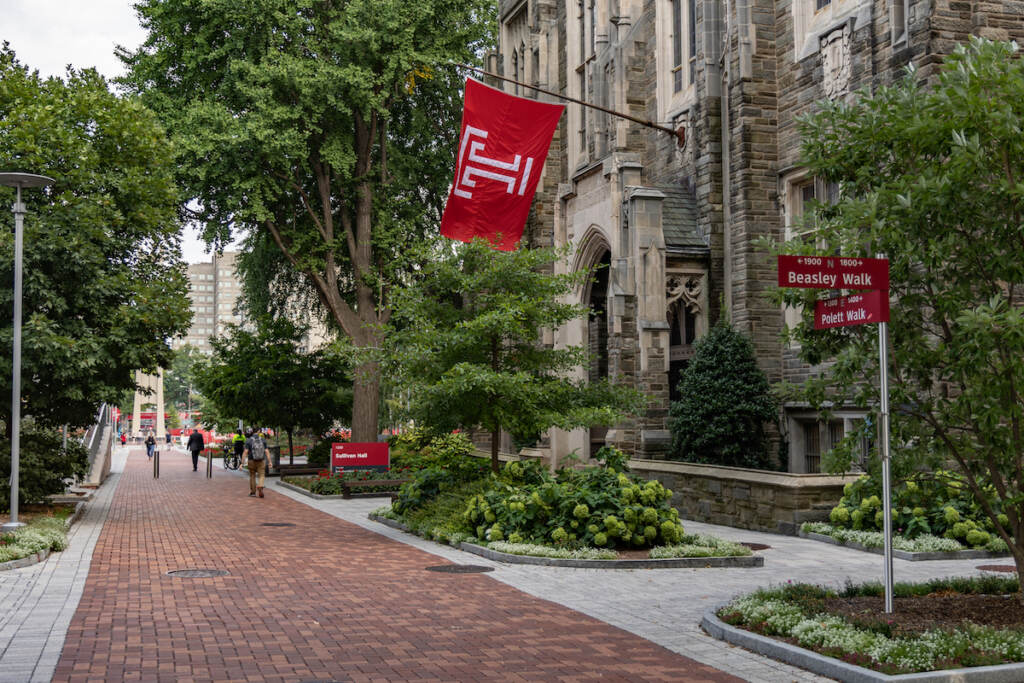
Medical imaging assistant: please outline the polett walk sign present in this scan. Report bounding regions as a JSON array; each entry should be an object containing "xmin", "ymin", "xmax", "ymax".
[
  {"xmin": 777, "ymin": 255, "xmax": 889, "ymax": 291},
  {"xmin": 814, "ymin": 290, "xmax": 890, "ymax": 329}
]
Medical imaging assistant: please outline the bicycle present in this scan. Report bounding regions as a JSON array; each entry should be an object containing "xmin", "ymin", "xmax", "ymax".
[{"xmin": 222, "ymin": 442, "xmax": 241, "ymax": 470}]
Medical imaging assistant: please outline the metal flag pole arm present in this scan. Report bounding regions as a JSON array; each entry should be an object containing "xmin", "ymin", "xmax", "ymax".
[{"xmin": 454, "ymin": 63, "xmax": 685, "ymax": 148}]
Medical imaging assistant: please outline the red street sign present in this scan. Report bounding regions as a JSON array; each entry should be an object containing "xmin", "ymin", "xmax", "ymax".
[
  {"xmin": 331, "ymin": 442, "xmax": 390, "ymax": 472},
  {"xmin": 778, "ymin": 255, "xmax": 889, "ymax": 291},
  {"xmin": 814, "ymin": 290, "xmax": 890, "ymax": 329}
]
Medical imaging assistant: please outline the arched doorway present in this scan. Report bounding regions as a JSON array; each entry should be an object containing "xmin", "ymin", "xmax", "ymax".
[{"xmin": 584, "ymin": 249, "xmax": 611, "ymax": 457}]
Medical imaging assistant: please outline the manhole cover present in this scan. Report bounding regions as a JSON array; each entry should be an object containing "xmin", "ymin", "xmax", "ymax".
[
  {"xmin": 977, "ymin": 564, "xmax": 1017, "ymax": 573},
  {"xmin": 740, "ymin": 542, "xmax": 771, "ymax": 551},
  {"xmin": 425, "ymin": 565, "xmax": 494, "ymax": 574},
  {"xmin": 261, "ymin": 522, "xmax": 296, "ymax": 527},
  {"xmin": 166, "ymin": 569, "xmax": 230, "ymax": 578}
]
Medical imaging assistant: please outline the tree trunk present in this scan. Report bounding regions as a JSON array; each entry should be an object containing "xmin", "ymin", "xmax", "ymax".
[
  {"xmin": 287, "ymin": 428, "xmax": 294, "ymax": 465},
  {"xmin": 351, "ymin": 360, "xmax": 380, "ymax": 443},
  {"xmin": 490, "ymin": 427, "xmax": 500, "ymax": 474}
]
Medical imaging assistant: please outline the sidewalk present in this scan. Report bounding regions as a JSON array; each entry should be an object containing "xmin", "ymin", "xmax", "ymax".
[
  {"xmin": 49, "ymin": 449, "xmax": 741, "ymax": 682},
  {"xmin": 1, "ymin": 446, "xmax": 999, "ymax": 682}
]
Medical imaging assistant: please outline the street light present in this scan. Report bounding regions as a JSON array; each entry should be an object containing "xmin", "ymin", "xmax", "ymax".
[{"xmin": 0, "ymin": 172, "xmax": 54, "ymax": 533}]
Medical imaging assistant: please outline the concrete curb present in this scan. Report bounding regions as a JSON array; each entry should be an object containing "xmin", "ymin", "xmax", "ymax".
[
  {"xmin": 701, "ymin": 606, "xmax": 1024, "ymax": 682},
  {"xmin": 0, "ymin": 501, "xmax": 83, "ymax": 572},
  {"xmin": 368, "ymin": 514, "xmax": 764, "ymax": 569},
  {"xmin": 278, "ymin": 479, "xmax": 399, "ymax": 500},
  {"xmin": 799, "ymin": 530, "xmax": 1011, "ymax": 561}
]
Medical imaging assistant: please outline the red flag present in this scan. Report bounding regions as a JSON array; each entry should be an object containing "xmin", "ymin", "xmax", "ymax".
[{"xmin": 440, "ymin": 78, "xmax": 564, "ymax": 251}]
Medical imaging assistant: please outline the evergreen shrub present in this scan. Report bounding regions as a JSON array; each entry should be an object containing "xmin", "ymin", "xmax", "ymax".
[
  {"xmin": 0, "ymin": 423, "xmax": 88, "ymax": 512},
  {"xmin": 668, "ymin": 321, "xmax": 777, "ymax": 469}
]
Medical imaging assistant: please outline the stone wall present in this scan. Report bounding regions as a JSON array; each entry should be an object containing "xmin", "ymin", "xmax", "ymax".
[{"xmin": 630, "ymin": 459, "xmax": 858, "ymax": 534}]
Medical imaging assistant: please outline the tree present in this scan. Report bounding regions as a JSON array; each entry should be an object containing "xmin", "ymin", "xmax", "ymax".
[
  {"xmin": 386, "ymin": 239, "xmax": 646, "ymax": 473},
  {"xmin": 668, "ymin": 320, "xmax": 777, "ymax": 469},
  {"xmin": 119, "ymin": 0, "xmax": 494, "ymax": 441},
  {"xmin": 192, "ymin": 316, "xmax": 352, "ymax": 458},
  {"xmin": 164, "ymin": 345, "xmax": 201, "ymax": 409},
  {"xmin": 0, "ymin": 47, "xmax": 190, "ymax": 431},
  {"xmin": 781, "ymin": 38, "xmax": 1024, "ymax": 584}
]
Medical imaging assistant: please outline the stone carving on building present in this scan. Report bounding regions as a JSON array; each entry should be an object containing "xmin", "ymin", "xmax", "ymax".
[
  {"xmin": 666, "ymin": 273, "xmax": 704, "ymax": 314},
  {"xmin": 820, "ymin": 23, "xmax": 852, "ymax": 100}
]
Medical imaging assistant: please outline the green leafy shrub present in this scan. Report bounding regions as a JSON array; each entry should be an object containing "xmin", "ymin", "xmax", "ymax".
[
  {"xmin": 667, "ymin": 321, "xmax": 778, "ymax": 469},
  {"xmin": 304, "ymin": 440, "xmax": 332, "ymax": 467},
  {"xmin": 0, "ymin": 515, "xmax": 70, "ymax": 563},
  {"xmin": 463, "ymin": 446, "xmax": 685, "ymax": 549},
  {"xmin": 391, "ymin": 434, "xmax": 489, "ymax": 515},
  {"xmin": 828, "ymin": 471, "xmax": 1005, "ymax": 548},
  {"xmin": 0, "ymin": 423, "xmax": 89, "ymax": 512}
]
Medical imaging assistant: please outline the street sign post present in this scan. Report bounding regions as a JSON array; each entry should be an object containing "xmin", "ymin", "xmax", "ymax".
[
  {"xmin": 777, "ymin": 255, "xmax": 890, "ymax": 291},
  {"xmin": 779, "ymin": 253, "xmax": 894, "ymax": 613}
]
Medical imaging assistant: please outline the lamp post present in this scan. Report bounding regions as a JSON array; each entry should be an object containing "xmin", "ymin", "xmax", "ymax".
[{"xmin": 0, "ymin": 172, "xmax": 54, "ymax": 533}]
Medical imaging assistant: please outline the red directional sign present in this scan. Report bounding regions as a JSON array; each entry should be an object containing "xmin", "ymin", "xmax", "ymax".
[
  {"xmin": 778, "ymin": 255, "xmax": 889, "ymax": 291},
  {"xmin": 814, "ymin": 290, "xmax": 890, "ymax": 329}
]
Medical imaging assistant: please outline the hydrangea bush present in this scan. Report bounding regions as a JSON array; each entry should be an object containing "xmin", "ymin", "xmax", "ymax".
[
  {"xmin": 828, "ymin": 472, "xmax": 1007, "ymax": 549},
  {"xmin": 463, "ymin": 447, "xmax": 686, "ymax": 548}
]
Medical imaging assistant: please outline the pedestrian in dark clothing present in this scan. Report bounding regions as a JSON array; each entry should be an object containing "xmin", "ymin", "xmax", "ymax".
[
  {"xmin": 187, "ymin": 430, "xmax": 204, "ymax": 472},
  {"xmin": 166, "ymin": 432, "xmax": 172, "ymax": 445},
  {"xmin": 145, "ymin": 432, "xmax": 156, "ymax": 459}
]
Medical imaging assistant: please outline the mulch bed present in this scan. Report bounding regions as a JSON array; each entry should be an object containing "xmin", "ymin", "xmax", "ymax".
[
  {"xmin": 820, "ymin": 594, "xmax": 1024, "ymax": 635},
  {"xmin": 0, "ymin": 502, "xmax": 76, "ymax": 527}
]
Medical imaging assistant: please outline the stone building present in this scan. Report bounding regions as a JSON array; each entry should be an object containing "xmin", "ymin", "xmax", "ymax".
[{"xmin": 495, "ymin": 0, "xmax": 1022, "ymax": 471}]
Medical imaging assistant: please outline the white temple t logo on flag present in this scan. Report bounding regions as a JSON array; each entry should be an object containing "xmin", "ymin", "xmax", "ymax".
[
  {"xmin": 441, "ymin": 78, "xmax": 564, "ymax": 251},
  {"xmin": 453, "ymin": 126, "xmax": 535, "ymax": 199}
]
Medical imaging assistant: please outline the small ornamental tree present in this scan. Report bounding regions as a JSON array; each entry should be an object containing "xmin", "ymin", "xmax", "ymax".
[
  {"xmin": 668, "ymin": 320, "xmax": 777, "ymax": 469},
  {"xmin": 193, "ymin": 316, "xmax": 352, "ymax": 459},
  {"xmin": 386, "ymin": 239, "xmax": 646, "ymax": 473}
]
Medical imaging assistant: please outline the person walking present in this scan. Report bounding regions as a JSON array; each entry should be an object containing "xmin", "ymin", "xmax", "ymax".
[
  {"xmin": 120, "ymin": 432, "xmax": 127, "ymax": 446},
  {"xmin": 244, "ymin": 427, "xmax": 268, "ymax": 498},
  {"xmin": 144, "ymin": 432, "xmax": 156, "ymax": 459},
  {"xmin": 232, "ymin": 431, "xmax": 245, "ymax": 466},
  {"xmin": 187, "ymin": 429, "xmax": 204, "ymax": 472}
]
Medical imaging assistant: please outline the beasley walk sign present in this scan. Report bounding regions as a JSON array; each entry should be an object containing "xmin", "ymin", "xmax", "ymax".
[
  {"xmin": 777, "ymin": 255, "xmax": 890, "ymax": 291},
  {"xmin": 777, "ymin": 253, "xmax": 898, "ymax": 615}
]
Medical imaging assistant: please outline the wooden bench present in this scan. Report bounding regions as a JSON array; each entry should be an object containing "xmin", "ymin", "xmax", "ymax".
[
  {"xmin": 276, "ymin": 465, "xmax": 323, "ymax": 477},
  {"xmin": 341, "ymin": 479, "xmax": 411, "ymax": 500}
]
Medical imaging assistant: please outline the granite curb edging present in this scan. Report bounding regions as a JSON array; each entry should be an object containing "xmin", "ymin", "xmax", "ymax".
[
  {"xmin": 368, "ymin": 513, "xmax": 764, "ymax": 569},
  {"xmin": 278, "ymin": 479, "xmax": 401, "ymax": 500},
  {"xmin": 701, "ymin": 605, "xmax": 1024, "ymax": 682},
  {"xmin": 0, "ymin": 500, "xmax": 84, "ymax": 572},
  {"xmin": 799, "ymin": 529, "xmax": 1012, "ymax": 561}
]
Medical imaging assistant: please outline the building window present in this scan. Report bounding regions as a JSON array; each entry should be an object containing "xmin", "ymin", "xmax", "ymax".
[
  {"xmin": 781, "ymin": 171, "xmax": 839, "ymax": 335},
  {"xmin": 891, "ymin": 0, "xmax": 909, "ymax": 45},
  {"xmin": 658, "ymin": 0, "xmax": 696, "ymax": 123},
  {"xmin": 803, "ymin": 421, "xmax": 821, "ymax": 473},
  {"xmin": 793, "ymin": 0, "xmax": 866, "ymax": 61}
]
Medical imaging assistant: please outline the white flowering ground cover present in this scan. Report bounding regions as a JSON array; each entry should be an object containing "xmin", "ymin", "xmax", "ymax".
[
  {"xmin": 801, "ymin": 521, "xmax": 1009, "ymax": 554},
  {"xmin": 0, "ymin": 515, "xmax": 69, "ymax": 563},
  {"xmin": 719, "ymin": 578, "xmax": 1024, "ymax": 675}
]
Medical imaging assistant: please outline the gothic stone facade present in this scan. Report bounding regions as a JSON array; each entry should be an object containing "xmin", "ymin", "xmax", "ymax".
[{"xmin": 497, "ymin": 0, "xmax": 1024, "ymax": 470}]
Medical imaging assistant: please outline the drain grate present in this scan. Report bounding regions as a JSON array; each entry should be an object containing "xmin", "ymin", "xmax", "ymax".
[
  {"xmin": 977, "ymin": 564, "xmax": 1017, "ymax": 573},
  {"xmin": 740, "ymin": 542, "xmax": 771, "ymax": 551},
  {"xmin": 260, "ymin": 522, "xmax": 296, "ymax": 527},
  {"xmin": 167, "ymin": 569, "xmax": 230, "ymax": 578},
  {"xmin": 425, "ymin": 564, "xmax": 494, "ymax": 574}
]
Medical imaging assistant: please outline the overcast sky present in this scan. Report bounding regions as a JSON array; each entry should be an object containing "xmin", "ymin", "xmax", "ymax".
[{"xmin": 3, "ymin": 0, "xmax": 235, "ymax": 264}]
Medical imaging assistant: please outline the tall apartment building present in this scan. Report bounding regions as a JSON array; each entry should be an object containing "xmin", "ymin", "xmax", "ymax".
[
  {"xmin": 497, "ymin": 0, "xmax": 1024, "ymax": 471},
  {"xmin": 173, "ymin": 251, "xmax": 244, "ymax": 353},
  {"xmin": 173, "ymin": 251, "xmax": 331, "ymax": 354}
]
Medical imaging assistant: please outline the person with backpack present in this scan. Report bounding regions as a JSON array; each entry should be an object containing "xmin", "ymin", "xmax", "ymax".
[
  {"xmin": 145, "ymin": 432, "xmax": 157, "ymax": 460},
  {"xmin": 244, "ymin": 427, "xmax": 268, "ymax": 498},
  {"xmin": 186, "ymin": 429, "xmax": 205, "ymax": 472}
]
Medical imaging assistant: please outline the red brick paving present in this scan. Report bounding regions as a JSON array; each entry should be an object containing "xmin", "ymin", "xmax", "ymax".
[{"xmin": 52, "ymin": 448, "xmax": 741, "ymax": 682}]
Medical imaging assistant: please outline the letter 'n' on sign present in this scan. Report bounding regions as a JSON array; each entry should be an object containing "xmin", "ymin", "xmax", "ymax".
[{"xmin": 440, "ymin": 78, "xmax": 565, "ymax": 252}]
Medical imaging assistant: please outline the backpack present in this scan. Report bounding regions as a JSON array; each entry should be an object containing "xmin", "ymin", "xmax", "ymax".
[{"xmin": 249, "ymin": 436, "xmax": 266, "ymax": 461}]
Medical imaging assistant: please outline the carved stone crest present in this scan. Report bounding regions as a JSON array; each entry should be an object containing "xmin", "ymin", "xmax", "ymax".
[
  {"xmin": 820, "ymin": 24, "xmax": 852, "ymax": 100},
  {"xmin": 666, "ymin": 274, "xmax": 704, "ymax": 313}
]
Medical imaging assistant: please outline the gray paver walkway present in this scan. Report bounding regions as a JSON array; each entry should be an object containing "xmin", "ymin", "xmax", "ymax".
[{"xmin": 0, "ymin": 445, "xmax": 128, "ymax": 683}]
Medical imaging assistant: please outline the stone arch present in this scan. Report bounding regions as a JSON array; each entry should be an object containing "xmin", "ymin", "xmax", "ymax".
[{"xmin": 573, "ymin": 226, "xmax": 613, "ymax": 457}]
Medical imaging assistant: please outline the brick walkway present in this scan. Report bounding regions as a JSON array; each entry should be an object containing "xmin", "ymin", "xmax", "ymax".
[{"xmin": 52, "ymin": 449, "xmax": 740, "ymax": 682}]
